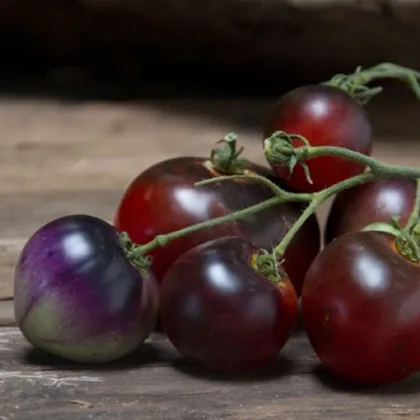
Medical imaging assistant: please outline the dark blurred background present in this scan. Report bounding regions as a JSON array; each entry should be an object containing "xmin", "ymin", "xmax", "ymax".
[{"xmin": 1, "ymin": 0, "xmax": 420, "ymax": 96}]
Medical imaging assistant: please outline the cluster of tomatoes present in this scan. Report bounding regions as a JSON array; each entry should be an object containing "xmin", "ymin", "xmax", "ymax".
[{"xmin": 14, "ymin": 74, "xmax": 420, "ymax": 387}]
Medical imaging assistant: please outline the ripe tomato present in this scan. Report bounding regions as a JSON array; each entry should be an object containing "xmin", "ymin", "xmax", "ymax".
[
  {"xmin": 160, "ymin": 236, "xmax": 299, "ymax": 373},
  {"xmin": 326, "ymin": 177, "xmax": 416, "ymax": 244},
  {"xmin": 114, "ymin": 157, "xmax": 320, "ymax": 296},
  {"xmin": 301, "ymin": 230, "xmax": 420, "ymax": 384},
  {"xmin": 263, "ymin": 85, "xmax": 373, "ymax": 193}
]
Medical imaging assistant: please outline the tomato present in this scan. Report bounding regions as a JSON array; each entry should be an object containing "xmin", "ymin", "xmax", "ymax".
[
  {"xmin": 114, "ymin": 157, "xmax": 320, "ymax": 296},
  {"xmin": 325, "ymin": 177, "xmax": 416, "ymax": 244},
  {"xmin": 160, "ymin": 236, "xmax": 299, "ymax": 373},
  {"xmin": 263, "ymin": 85, "xmax": 373, "ymax": 193},
  {"xmin": 301, "ymin": 230, "xmax": 420, "ymax": 384},
  {"xmin": 14, "ymin": 215, "xmax": 159, "ymax": 363}
]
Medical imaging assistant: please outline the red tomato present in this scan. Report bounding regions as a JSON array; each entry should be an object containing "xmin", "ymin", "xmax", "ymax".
[
  {"xmin": 264, "ymin": 85, "xmax": 373, "ymax": 193},
  {"xmin": 301, "ymin": 230, "xmax": 420, "ymax": 384},
  {"xmin": 160, "ymin": 236, "xmax": 299, "ymax": 373},
  {"xmin": 114, "ymin": 157, "xmax": 320, "ymax": 296},
  {"xmin": 326, "ymin": 177, "xmax": 416, "ymax": 244}
]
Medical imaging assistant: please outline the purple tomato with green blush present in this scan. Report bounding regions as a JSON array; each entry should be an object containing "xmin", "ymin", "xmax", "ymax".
[{"xmin": 14, "ymin": 214, "xmax": 159, "ymax": 363}]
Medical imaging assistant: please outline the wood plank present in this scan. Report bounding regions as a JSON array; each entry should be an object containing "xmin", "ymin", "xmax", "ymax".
[
  {"xmin": 0, "ymin": 301, "xmax": 14, "ymax": 326},
  {"xmin": 1, "ymin": 327, "xmax": 420, "ymax": 419}
]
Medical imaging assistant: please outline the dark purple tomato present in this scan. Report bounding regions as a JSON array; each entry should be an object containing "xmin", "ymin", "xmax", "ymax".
[
  {"xmin": 114, "ymin": 157, "xmax": 320, "ymax": 296},
  {"xmin": 160, "ymin": 236, "xmax": 299, "ymax": 373},
  {"xmin": 301, "ymin": 230, "xmax": 420, "ymax": 384},
  {"xmin": 325, "ymin": 177, "xmax": 416, "ymax": 244},
  {"xmin": 263, "ymin": 85, "xmax": 373, "ymax": 193},
  {"xmin": 14, "ymin": 215, "xmax": 159, "ymax": 363}
]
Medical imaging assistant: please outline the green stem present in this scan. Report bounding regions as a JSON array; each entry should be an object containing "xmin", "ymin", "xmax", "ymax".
[
  {"xmin": 325, "ymin": 62, "xmax": 420, "ymax": 104},
  {"xmin": 295, "ymin": 145, "xmax": 420, "ymax": 178},
  {"xmin": 274, "ymin": 172, "xmax": 376, "ymax": 257},
  {"xmin": 196, "ymin": 173, "xmax": 312, "ymax": 203},
  {"xmin": 405, "ymin": 178, "xmax": 420, "ymax": 232},
  {"xmin": 138, "ymin": 196, "xmax": 281, "ymax": 256},
  {"xmin": 264, "ymin": 134, "xmax": 420, "ymax": 180}
]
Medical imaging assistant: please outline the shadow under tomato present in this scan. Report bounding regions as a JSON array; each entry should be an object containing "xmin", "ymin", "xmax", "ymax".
[
  {"xmin": 313, "ymin": 363, "xmax": 420, "ymax": 395},
  {"xmin": 291, "ymin": 317, "xmax": 307, "ymax": 337},
  {"xmin": 21, "ymin": 341, "xmax": 163, "ymax": 372},
  {"xmin": 171, "ymin": 354, "xmax": 296, "ymax": 384}
]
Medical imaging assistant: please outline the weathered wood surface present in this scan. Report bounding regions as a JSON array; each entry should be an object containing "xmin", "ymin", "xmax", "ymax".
[
  {"xmin": 1, "ymin": 0, "xmax": 420, "ymax": 83},
  {"xmin": 0, "ymin": 92, "xmax": 419, "ymax": 320},
  {"xmin": 1, "ymin": 327, "xmax": 420, "ymax": 419}
]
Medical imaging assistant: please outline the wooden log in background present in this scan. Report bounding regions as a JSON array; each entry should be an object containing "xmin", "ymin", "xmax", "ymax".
[{"xmin": 0, "ymin": 0, "xmax": 419, "ymax": 86}]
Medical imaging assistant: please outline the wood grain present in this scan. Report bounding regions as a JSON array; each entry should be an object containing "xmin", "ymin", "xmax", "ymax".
[{"xmin": 1, "ymin": 327, "xmax": 420, "ymax": 419}]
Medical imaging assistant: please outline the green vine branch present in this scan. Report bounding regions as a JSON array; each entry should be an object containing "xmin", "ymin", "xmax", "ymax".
[
  {"xmin": 324, "ymin": 62, "xmax": 420, "ymax": 104},
  {"xmin": 196, "ymin": 172, "xmax": 311, "ymax": 203},
  {"xmin": 121, "ymin": 129, "xmax": 420, "ymax": 276},
  {"xmin": 198, "ymin": 170, "xmax": 376, "ymax": 258},
  {"xmin": 136, "ymin": 196, "xmax": 281, "ymax": 257},
  {"xmin": 264, "ymin": 130, "xmax": 420, "ymax": 183},
  {"xmin": 405, "ymin": 179, "xmax": 420, "ymax": 233}
]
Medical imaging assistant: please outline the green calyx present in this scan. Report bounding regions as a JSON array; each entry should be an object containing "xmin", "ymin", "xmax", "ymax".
[
  {"xmin": 210, "ymin": 132, "xmax": 248, "ymax": 174},
  {"xmin": 264, "ymin": 130, "xmax": 314, "ymax": 184},
  {"xmin": 363, "ymin": 177, "xmax": 420, "ymax": 264},
  {"xmin": 395, "ymin": 225, "xmax": 420, "ymax": 264},
  {"xmin": 253, "ymin": 249, "xmax": 286, "ymax": 284},
  {"xmin": 362, "ymin": 220, "xmax": 403, "ymax": 238},
  {"xmin": 372, "ymin": 218, "xmax": 420, "ymax": 264},
  {"xmin": 395, "ymin": 179, "xmax": 420, "ymax": 263}
]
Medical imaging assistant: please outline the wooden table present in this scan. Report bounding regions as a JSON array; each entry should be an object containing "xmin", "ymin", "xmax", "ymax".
[
  {"xmin": 1, "ymin": 91, "xmax": 420, "ymax": 419},
  {"xmin": 2, "ymin": 326, "xmax": 420, "ymax": 420}
]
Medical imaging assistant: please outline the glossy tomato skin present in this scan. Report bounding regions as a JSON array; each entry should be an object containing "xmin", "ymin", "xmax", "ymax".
[
  {"xmin": 264, "ymin": 85, "xmax": 373, "ymax": 193},
  {"xmin": 301, "ymin": 231, "xmax": 420, "ymax": 384},
  {"xmin": 325, "ymin": 177, "xmax": 416, "ymax": 244},
  {"xmin": 160, "ymin": 236, "xmax": 299, "ymax": 373},
  {"xmin": 114, "ymin": 157, "xmax": 320, "ymax": 295},
  {"xmin": 14, "ymin": 215, "xmax": 159, "ymax": 363}
]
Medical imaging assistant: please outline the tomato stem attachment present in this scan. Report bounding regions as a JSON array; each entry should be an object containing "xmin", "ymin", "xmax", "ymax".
[
  {"xmin": 394, "ymin": 179, "xmax": 420, "ymax": 263},
  {"xmin": 119, "ymin": 231, "xmax": 154, "ymax": 271},
  {"xmin": 325, "ymin": 62, "xmax": 420, "ymax": 105},
  {"xmin": 252, "ymin": 249, "xmax": 286, "ymax": 283},
  {"xmin": 209, "ymin": 132, "xmax": 247, "ymax": 174}
]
